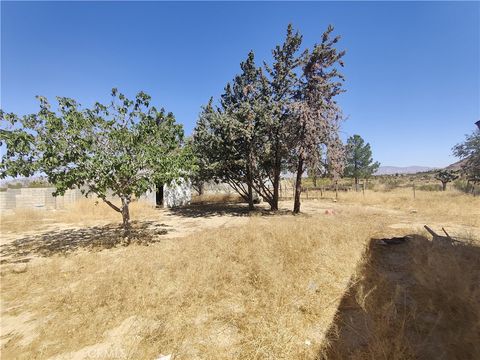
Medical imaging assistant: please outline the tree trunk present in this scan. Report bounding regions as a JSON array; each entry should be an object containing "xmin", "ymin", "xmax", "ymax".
[
  {"xmin": 247, "ymin": 182, "xmax": 254, "ymax": 210},
  {"xmin": 355, "ymin": 176, "xmax": 359, "ymax": 192},
  {"xmin": 246, "ymin": 165, "xmax": 255, "ymax": 211},
  {"xmin": 293, "ymin": 157, "xmax": 304, "ymax": 214},
  {"xmin": 271, "ymin": 160, "xmax": 280, "ymax": 211},
  {"xmin": 121, "ymin": 198, "xmax": 131, "ymax": 235},
  {"xmin": 442, "ymin": 181, "xmax": 447, "ymax": 191},
  {"xmin": 198, "ymin": 182, "xmax": 204, "ymax": 195},
  {"xmin": 313, "ymin": 173, "xmax": 317, "ymax": 188}
]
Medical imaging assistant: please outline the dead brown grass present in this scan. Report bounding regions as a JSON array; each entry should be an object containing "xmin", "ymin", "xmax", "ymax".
[
  {"xmin": 302, "ymin": 188, "xmax": 480, "ymax": 229},
  {"xmin": 321, "ymin": 234, "xmax": 480, "ymax": 359},
  {"xmin": 1, "ymin": 212, "xmax": 380, "ymax": 359},
  {"xmin": 0, "ymin": 198, "xmax": 158, "ymax": 233},
  {"xmin": 1, "ymin": 188, "xmax": 479, "ymax": 359}
]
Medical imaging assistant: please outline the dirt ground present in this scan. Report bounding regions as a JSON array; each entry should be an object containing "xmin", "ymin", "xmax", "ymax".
[
  {"xmin": 1, "ymin": 193, "xmax": 479, "ymax": 359},
  {"xmin": 2, "ymin": 197, "xmax": 477, "ymax": 250}
]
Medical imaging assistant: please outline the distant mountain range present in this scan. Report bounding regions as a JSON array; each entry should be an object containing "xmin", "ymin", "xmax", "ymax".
[{"xmin": 374, "ymin": 166, "xmax": 437, "ymax": 175}]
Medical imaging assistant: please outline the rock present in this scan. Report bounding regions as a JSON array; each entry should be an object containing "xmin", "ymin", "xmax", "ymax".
[
  {"xmin": 307, "ymin": 281, "xmax": 318, "ymax": 293},
  {"xmin": 11, "ymin": 263, "xmax": 28, "ymax": 273},
  {"xmin": 156, "ymin": 355, "xmax": 172, "ymax": 360}
]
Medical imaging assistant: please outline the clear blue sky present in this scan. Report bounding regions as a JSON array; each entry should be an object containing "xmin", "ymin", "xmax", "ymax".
[{"xmin": 1, "ymin": 1, "xmax": 479, "ymax": 167}]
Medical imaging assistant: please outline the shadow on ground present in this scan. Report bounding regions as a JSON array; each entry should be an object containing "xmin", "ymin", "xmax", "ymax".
[
  {"xmin": 0, "ymin": 221, "xmax": 169, "ymax": 264},
  {"xmin": 168, "ymin": 202, "xmax": 293, "ymax": 218},
  {"xmin": 319, "ymin": 235, "xmax": 480, "ymax": 360}
]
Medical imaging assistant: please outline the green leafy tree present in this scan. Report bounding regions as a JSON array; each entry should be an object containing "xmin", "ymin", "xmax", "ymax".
[
  {"xmin": 221, "ymin": 51, "xmax": 266, "ymax": 210},
  {"xmin": 193, "ymin": 24, "xmax": 346, "ymax": 214},
  {"xmin": 453, "ymin": 128, "xmax": 480, "ymax": 185},
  {"xmin": 194, "ymin": 52, "xmax": 270, "ymax": 210},
  {"xmin": 189, "ymin": 99, "xmax": 217, "ymax": 196},
  {"xmin": 434, "ymin": 170, "xmax": 459, "ymax": 191},
  {"xmin": 263, "ymin": 24, "xmax": 304, "ymax": 210},
  {"xmin": 191, "ymin": 99, "xmax": 243, "ymax": 198},
  {"xmin": 0, "ymin": 89, "xmax": 193, "ymax": 232},
  {"xmin": 344, "ymin": 134, "xmax": 380, "ymax": 191}
]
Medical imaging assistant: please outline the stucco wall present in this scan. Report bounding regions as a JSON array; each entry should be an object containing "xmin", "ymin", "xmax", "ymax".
[{"xmin": 163, "ymin": 179, "xmax": 192, "ymax": 208}]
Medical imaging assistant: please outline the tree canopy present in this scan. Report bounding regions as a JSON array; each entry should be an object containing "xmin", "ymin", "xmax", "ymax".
[
  {"xmin": 434, "ymin": 170, "xmax": 459, "ymax": 191},
  {"xmin": 0, "ymin": 89, "xmax": 194, "ymax": 231},
  {"xmin": 344, "ymin": 134, "xmax": 380, "ymax": 189},
  {"xmin": 453, "ymin": 128, "xmax": 480, "ymax": 185},
  {"xmin": 193, "ymin": 24, "xmax": 346, "ymax": 213}
]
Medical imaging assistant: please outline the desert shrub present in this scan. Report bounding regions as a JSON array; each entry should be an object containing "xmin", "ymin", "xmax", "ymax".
[
  {"xmin": 365, "ymin": 181, "xmax": 375, "ymax": 190},
  {"xmin": 383, "ymin": 178, "xmax": 401, "ymax": 191},
  {"xmin": 417, "ymin": 183, "xmax": 442, "ymax": 191},
  {"xmin": 27, "ymin": 180, "xmax": 51, "ymax": 188},
  {"xmin": 454, "ymin": 179, "xmax": 479, "ymax": 195}
]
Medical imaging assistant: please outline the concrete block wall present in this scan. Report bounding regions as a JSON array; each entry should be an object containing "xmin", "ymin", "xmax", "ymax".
[
  {"xmin": 15, "ymin": 188, "xmax": 56, "ymax": 210},
  {"xmin": 202, "ymin": 182, "xmax": 237, "ymax": 194},
  {"xmin": 0, "ymin": 190, "xmax": 17, "ymax": 210},
  {"xmin": 0, "ymin": 187, "xmax": 85, "ymax": 212},
  {"xmin": 137, "ymin": 190, "xmax": 156, "ymax": 207},
  {"xmin": 0, "ymin": 183, "xmax": 191, "ymax": 212},
  {"xmin": 55, "ymin": 189, "xmax": 84, "ymax": 209}
]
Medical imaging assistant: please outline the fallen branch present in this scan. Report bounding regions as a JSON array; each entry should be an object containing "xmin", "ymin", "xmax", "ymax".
[{"xmin": 424, "ymin": 225, "xmax": 460, "ymax": 246}]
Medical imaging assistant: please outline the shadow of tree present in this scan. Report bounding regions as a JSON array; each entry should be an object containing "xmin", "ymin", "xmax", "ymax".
[
  {"xmin": 319, "ymin": 235, "xmax": 480, "ymax": 359},
  {"xmin": 0, "ymin": 221, "xmax": 170, "ymax": 264},
  {"xmin": 168, "ymin": 202, "xmax": 293, "ymax": 218}
]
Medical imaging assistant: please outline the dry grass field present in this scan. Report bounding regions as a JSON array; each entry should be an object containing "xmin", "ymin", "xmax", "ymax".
[{"xmin": 1, "ymin": 188, "xmax": 479, "ymax": 359}]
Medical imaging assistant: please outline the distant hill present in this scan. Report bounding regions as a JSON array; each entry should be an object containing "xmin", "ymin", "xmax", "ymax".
[
  {"xmin": 375, "ymin": 166, "xmax": 436, "ymax": 175},
  {"xmin": 444, "ymin": 159, "xmax": 467, "ymax": 171}
]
